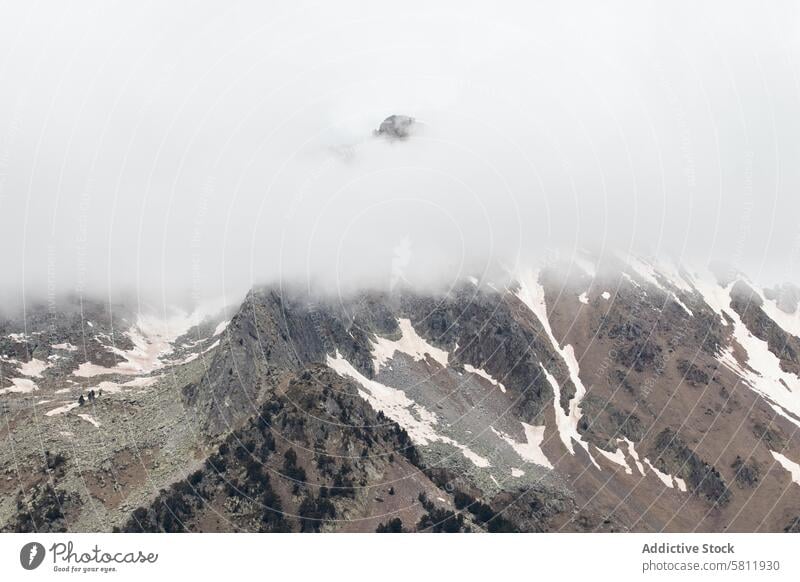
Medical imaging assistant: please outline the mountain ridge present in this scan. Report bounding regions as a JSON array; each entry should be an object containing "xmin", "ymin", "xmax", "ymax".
[{"xmin": 3, "ymin": 257, "xmax": 800, "ymax": 532}]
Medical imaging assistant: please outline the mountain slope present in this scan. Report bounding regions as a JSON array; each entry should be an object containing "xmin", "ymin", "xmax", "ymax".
[{"xmin": 3, "ymin": 257, "xmax": 800, "ymax": 532}]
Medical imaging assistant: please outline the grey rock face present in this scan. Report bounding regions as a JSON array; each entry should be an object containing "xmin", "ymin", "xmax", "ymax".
[
  {"xmin": 189, "ymin": 282, "xmax": 568, "ymax": 437},
  {"xmin": 374, "ymin": 114, "xmax": 415, "ymax": 140}
]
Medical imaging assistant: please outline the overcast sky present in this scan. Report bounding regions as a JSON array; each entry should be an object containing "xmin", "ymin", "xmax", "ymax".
[{"xmin": 1, "ymin": 0, "xmax": 799, "ymax": 309}]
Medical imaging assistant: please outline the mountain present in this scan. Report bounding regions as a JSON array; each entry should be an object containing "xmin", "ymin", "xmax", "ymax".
[{"xmin": 2, "ymin": 256, "xmax": 800, "ymax": 532}]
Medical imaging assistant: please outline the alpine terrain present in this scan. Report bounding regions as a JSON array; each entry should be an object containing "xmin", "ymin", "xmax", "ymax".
[{"xmin": 3, "ymin": 255, "xmax": 800, "ymax": 533}]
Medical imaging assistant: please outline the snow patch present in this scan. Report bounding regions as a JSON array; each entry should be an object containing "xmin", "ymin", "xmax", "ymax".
[
  {"xmin": 643, "ymin": 457, "xmax": 685, "ymax": 491},
  {"xmin": 52, "ymin": 342, "xmax": 78, "ymax": 351},
  {"xmin": 671, "ymin": 295, "xmax": 694, "ymax": 317},
  {"xmin": 464, "ymin": 364, "xmax": 507, "ymax": 393},
  {"xmin": 578, "ymin": 292, "xmax": 589, "ymax": 304},
  {"xmin": 213, "ymin": 320, "xmax": 230, "ymax": 336},
  {"xmin": 77, "ymin": 413, "xmax": 101, "ymax": 428},
  {"xmin": 45, "ymin": 403, "xmax": 80, "ymax": 417},
  {"xmin": 511, "ymin": 467, "xmax": 525, "ymax": 477},
  {"xmin": 176, "ymin": 339, "xmax": 221, "ymax": 365},
  {"xmin": 0, "ymin": 378, "xmax": 38, "ymax": 394},
  {"xmin": 120, "ymin": 375, "xmax": 160, "ymax": 389},
  {"xmin": 93, "ymin": 375, "xmax": 160, "ymax": 394},
  {"xmin": 626, "ymin": 256, "xmax": 693, "ymax": 314},
  {"xmin": 621, "ymin": 438, "xmax": 644, "ymax": 474},
  {"xmin": 73, "ymin": 305, "xmax": 221, "ymax": 378},
  {"xmin": 457, "ymin": 446, "xmax": 491, "ymax": 468},
  {"xmin": 19, "ymin": 358, "xmax": 50, "ymax": 377},
  {"xmin": 515, "ymin": 270, "xmax": 593, "ymax": 463},
  {"xmin": 595, "ymin": 445, "xmax": 632, "ymax": 474},
  {"xmin": 759, "ymin": 291, "xmax": 800, "ymax": 339},
  {"xmin": 540, "ymin": 365, "xmax": 600, "ymax": 469},
  {"xmin": 626, "ymin": 255, "xmax": 664, "ymax": 289},
  {"xmin": 490, "ymin": 423, "xmax": 552, "ymax": 468},
  {"xmin": 653, "ymin": 259, "xmax": 696, "ymax": 294},
  {"xmin": 771, "ymin": 451, "xmax": 800, "ymax": 486},
  {"xmin": 370, "ymin": 318, "xmax": 449, "ymax": 373},
  {"xmin": 601, "ymin": 291, "xmax": 611, "ymax": 300},
  {"xmin": 692, "ymin": 270, "xmax": 730, "ymax": 326},
  {"xmin": 644, "ymin": 458, "xmax": 674, "ymax": 488},
  {"xmin": 327, "ymin": 351, "xmax": 489, "ymax": 468},
  {"xmin": 702, "ymin": 277, "xmax": 800, "ymax": 425}
]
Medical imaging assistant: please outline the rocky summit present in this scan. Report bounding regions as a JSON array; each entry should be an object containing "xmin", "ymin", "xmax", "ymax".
[
  {"xmin": 3, "ymin": 256, "xmax": 800, "ymax": 533},
  {"xmin": 375, "ymin": 114, "xmax": 415, "ymax": 140}
]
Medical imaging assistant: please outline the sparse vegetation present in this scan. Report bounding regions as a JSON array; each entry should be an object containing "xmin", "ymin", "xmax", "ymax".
[{"xmin": 376, "ymin": 518, "xmax": 404, "ymax": 533}]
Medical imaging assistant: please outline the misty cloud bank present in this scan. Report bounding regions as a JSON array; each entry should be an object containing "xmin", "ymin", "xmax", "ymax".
[{"xmin": 1, "ymin": 0, "xmax": 799, "ymax": 311}]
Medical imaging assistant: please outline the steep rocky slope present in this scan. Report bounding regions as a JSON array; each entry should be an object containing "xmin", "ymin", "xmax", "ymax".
[{"xmin": 3, "ymin": 257, "xmax": 800, "ymax": 532}]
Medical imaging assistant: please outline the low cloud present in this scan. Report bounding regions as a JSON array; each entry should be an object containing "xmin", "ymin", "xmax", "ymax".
[{"xmin": 1, "ymin": 0, "xmax": 799, "ymax": 312}]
